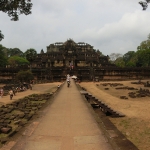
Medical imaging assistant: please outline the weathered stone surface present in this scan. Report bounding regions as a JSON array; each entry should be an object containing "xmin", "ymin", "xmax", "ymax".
[
  {"xmin": 0, "ymin": 137, "xmax": 8, "ymax": 143},
  {"xmin": 1, "ymin": 127, "xmax": 12, "ymax": 134},
  {"xmin": 3, "ymin": 120, "xmax": 11, "ymax": 124}
]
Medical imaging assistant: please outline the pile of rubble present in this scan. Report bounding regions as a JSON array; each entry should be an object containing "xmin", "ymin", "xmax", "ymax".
[
  {"xmin": 115, "ymin": 86, "xmax": 138, "ymax": 90},
  {"xmin": 144, "ymin": 81, "xmax": 150, "ymax": 87},
  {"xmin": 101, "ymin": 83, "xmax": 123, "ymax": 87},
  {"xmin": 128, "ymin": 88, "xmax": 150, "ymax": 98},
  {"xmin": 0, "ymin": 93, "xmax": 53, "ymax": 144}
]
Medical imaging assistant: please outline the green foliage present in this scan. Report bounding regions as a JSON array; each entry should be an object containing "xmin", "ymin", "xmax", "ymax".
[
  {"xmin": 126, "ymin": 61, "xmax": 136, "ymax": 67},
  {"xmin": 16, "ymin": 70, "xmax": 34, "ymax": 82},
  {"xmin": 114, "ymin": 57, "xmax": 125, "ymax": 67},
  {"xmin": 8, "ymin": 56, "xmax": 29, "ymax": 67},
  {"xmin": 0, "ymin": 44, "xmax": 7, "ymax": 67},
  {"xmin": 123, "ymin": 51, "xmax": 136, "ymax": 64},
  {"xmin": 109, "ymin": 53, "xmax": 123, "ymax": 62},
  {"xmin": 0, "ymin": 30, "xmax": 4, "ymax": 41},
  {"xmin": 0, "ymin": 0, "xmax": 33, "ymax": 21},
  {"xmin": 8, "ymin": 48, "xmax": 24, "ymax": 57},
  {"xmin": 114, "ymin": 34, "xmax": 150, "ymax": 68},
  {"xmin": 24, "ymin": 48, "xmax": 37, "ymax": 63},
  {"xmin": 24, "ymin": 48, "xmax": 37, "ymax": 71},
  {"xmin": 136, "ymin": 35, "xmax": 150, "ymax": 67},
  {"xmin": 0, "ymin": 0, "xmax": 32, "ymax": 41},
  {"xmin": 148, "ymin": 34, "xmax": 150, "ymax": 40},
  {"xmin": 136, "ymin": 49, "xmax": 150, "ymax": 67}
]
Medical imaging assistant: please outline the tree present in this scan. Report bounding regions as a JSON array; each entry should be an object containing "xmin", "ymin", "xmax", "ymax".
[
  {"xmin": 123, "ymin": 51, "xmax": 136, "ymax": 65},
  {"xmin": 0, "ymin": 45, "xmax": 7, "ymax": 67},
  {"xmin": 138, "ymin": 34, "xmax": 150, "ymax": 51},
  {"xmin": 24, "ymin": 48, "xmax": 37, "ymax": 70},
  {"xmin": 109, "ymin": 53, "xmax": 123, "ymax": 63},
  {"xmin": 0, "ymin": 0, "xmax": 33, "ymax": 40},
  {"xmin": 7, "ymin": 48, "xmax": 24, "ymax": 57},
  {"xmin": 136, "ymin": 34, "xmax": 150, "ymax": 67},
  {"xmin": 139, "ymin": 1, "xmax": 149, "ymax": 10},
  {"xmin": 114, "ymin": 57, "xmax": 125, "ymax": 67},
  {"xmin": 16, "ymin": 70, "xmax": 34, "ymax": 82},
  {"xmin": 0, "ymin": 30, "xmax": 4, "ymax": 41},
  {"xmin": 126, "ymin": 61, "xmax": 136, "ymax": 67},
  {"xmin": 136, "ymin": 49, "xmax": 150, "ymax": 67},
  {"xmin": 0, "ymin": 0, "xmax": 33, "ymax": 21},
  {"xmin": 148, "ymin": 33, "xmax": 150, "ymax": 40},
  {"xmin": 8, "ymin": 56, "xmax": 29, "ymax": 67}
]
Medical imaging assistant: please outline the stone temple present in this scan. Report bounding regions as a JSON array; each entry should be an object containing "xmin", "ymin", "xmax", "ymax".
[
  {"xmin": 32, "ymin": 39, "xmax": 113, "ymax": 81},
  {"xmin": 0, "ymin": 39, "xmax": 150, "ymax": 83}
]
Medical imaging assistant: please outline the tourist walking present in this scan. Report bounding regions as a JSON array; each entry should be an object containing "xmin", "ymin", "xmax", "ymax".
[
  {"xmin": 12, "ymin": 87, "xmax": 16, "ymax": 96},
  {"xmin": 9, "ymin": 89, "xmax": 14, "ymax": 100},
  {"xmin": 0, "ymin": 88, "xmax": 4, "ymax": 98},
  {"xmin": 66, "ymin": 74, "xmax": 71, "ymax": 87}
]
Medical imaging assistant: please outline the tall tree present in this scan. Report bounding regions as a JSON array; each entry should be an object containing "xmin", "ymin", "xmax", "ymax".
[
  {"xmin": 114, "ymin": 57, "xmax": 125, "ymax": 67},
  {"xmin": 136, "ymin": 34, "xmax": 150, "ymax": 67},
  {"xmin": 136, "ymin": 49, "xmax": 150, "ymax": 67},
  {"xmin": 0, "ymin": 30, "xmax": 4, "ymax": 41},
  {"xmin": 123, "ymin": 51, "xmax": 136, "ymax": 64},
  {"xmin": 8, "ymin": 48, "xmax": 24, "ymax": 57},
  {"xmin": 109, "ymin": 53, "xmax": 123, "ymax": 63},
  {"xmin": 0, "ymin": 0, "xmax": 33, "ymax": 21},
  {"xmin": 0, "ymin": 45, "xmax": 7, "ymax": 67},
  {"xmin": 16, "ymin": 70, "xmax": 34, "ymax": 82},
  {"xmin": 25, "ymin": 48, "xmax": 37, "ymax": 70},
  {"xmin": 8, "ymin": 56, "xmax": 29, "ymax": 67},
  {"xmin": 0, "ymin": 0, "xmax": 33, "ymax": 40},
  {"xmin": 148, "ymin": 33, "xmax": 150, "ymax": 40}
]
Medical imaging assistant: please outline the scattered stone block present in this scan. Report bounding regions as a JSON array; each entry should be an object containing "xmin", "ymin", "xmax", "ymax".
[
  {"xmin": 0, "ymin": 137, "xmax": 8, "ymax": 144},
  {"xmin": 1, "ymin": 127, "xmax": 12, "ymax": 134},
  {"xmin": 120, "ymin": 96, "xmax": 128, "ymax": 99}
]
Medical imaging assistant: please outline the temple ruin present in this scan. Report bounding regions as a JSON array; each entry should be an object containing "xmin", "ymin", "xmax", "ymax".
[{"xmin": 0, "ymin": 39, "xmax": 150, "ymax": 83}]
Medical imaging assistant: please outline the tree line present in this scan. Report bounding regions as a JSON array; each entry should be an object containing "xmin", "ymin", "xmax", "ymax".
[
  {"xmin": 109, "ymin": 34, "xmax": 150, "ymax": 67},
  {"xmin": 0, "ymin": 45, "xmax": 37, "ymax": 83},
  {"xmin": 0, "ymin": 45, "xmax": 37, "ymax": 68}
]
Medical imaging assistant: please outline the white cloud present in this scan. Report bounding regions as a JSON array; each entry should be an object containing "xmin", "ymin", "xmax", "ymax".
[
  {"xmin": 0, "ymin": 0, "xmax": 150, "ymax": 55},
  {"xmin": 78, "ymin": 10, "xmax": 150, "ymax": 54}
]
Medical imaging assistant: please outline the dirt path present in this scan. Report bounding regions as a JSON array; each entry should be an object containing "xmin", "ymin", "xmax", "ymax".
[{"xmin": 0, "ymin": 82, "xmax": 61, "ymax": 105}]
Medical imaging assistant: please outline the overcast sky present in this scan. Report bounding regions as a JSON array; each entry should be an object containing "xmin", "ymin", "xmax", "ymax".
[{"xmin": 0, "ymin": 0, "xmax": 150, "ymax": 55}]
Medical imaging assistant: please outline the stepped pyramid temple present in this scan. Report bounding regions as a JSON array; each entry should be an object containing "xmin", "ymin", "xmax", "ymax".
[
  {"xmin": 0, "ymin": 39, "xmax": 150, "ymax": 83},
  {"xmin": 32, "ymin": 39, "xmax": 113, "ymax": 81},
  {"xmin": 30, "ymin": 39, "xmax": 150, "ymax": 82}
]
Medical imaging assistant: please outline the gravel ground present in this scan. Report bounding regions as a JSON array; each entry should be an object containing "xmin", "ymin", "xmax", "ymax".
[{"xmin": 79, "ymin": 80, "xmax": 150, "ymax": 150}]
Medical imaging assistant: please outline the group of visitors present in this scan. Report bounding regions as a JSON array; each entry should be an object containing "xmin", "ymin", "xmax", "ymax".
[
  {"xmin": 0, "ymin": 88, "xmax": 13, "ymax": 100},
  {"xmin": 0, "ymin": 87, "xmax": 13, "ymax": 100},
  {"xmin": 16, "ymin": 86, "xmax": 27, "ymax": 92},
  {"xmin": 0, "ymin": 82, "xmax": 33, "ymax": 100}
]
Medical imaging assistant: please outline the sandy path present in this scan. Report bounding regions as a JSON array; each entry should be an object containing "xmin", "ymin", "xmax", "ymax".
[{"xmin": 0, "ymin": 82, "xmax": 61, "ymax": 105}]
